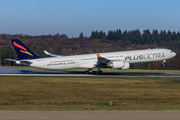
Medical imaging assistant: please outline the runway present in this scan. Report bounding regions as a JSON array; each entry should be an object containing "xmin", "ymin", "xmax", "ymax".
[
  {"xmin": 0, "ymin": 70, "xmax": 180, "ymax": 77},
  {"xmin": 0, "ymin": 111, "xmax": 179, "ymax": 120}
]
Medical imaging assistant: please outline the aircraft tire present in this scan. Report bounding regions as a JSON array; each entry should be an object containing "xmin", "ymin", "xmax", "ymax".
[
  {"xmin": 162, "ymin": 63, "xmax": 165, "ymax": 67},
  {"xmin": 99, "ymin": 70, "xmax": 103, "ymax": 74},
  {"xmin": 85, "ymin": 71, "xmax": 89, "ymax": 74},
  {"xmin": 92, "ymin": 71, "xmax": 96, "ymax": 74}
]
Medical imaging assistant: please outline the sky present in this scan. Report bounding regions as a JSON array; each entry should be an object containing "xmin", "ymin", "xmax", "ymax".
[{"xmin": 0, "ymin": 0, "xmax": 180, "ymax": 37}]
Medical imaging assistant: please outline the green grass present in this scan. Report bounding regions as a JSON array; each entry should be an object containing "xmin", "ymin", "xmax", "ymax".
[{"xmin": 0, "ymin": 76, "xmax": 180, "ymax": 111}]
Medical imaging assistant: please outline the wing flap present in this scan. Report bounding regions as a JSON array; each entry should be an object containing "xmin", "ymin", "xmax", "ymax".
[{"xmin": 97, "ymin": 54, "xmax": 111, "ymax": 64}]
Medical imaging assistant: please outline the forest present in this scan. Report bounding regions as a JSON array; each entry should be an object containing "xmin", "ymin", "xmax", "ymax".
[{"xmin": 0, "ymin": 29, "xmax": 179, "ymax": 70}]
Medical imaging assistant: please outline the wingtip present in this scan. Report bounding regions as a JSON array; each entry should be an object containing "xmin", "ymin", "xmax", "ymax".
[
  {"xmin": 97, "ymin": 54, "xmax": 102, "ymax": 58},
  {"xmin": 44, "ymin": 50, "xmax": 50, "ymax": 54}
]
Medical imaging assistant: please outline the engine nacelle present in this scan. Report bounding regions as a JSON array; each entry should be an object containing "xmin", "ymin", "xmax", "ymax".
[
  {"xmin": 108, "ymin": 61, "xmax": 130, "ymax": 69},
  {"xmin": 111, "ymin": 61, "xmax": 125, "ymax": 68},
  {"xmin": 117, "ymin": 62, "xmax": 129, "ymax": 70}
]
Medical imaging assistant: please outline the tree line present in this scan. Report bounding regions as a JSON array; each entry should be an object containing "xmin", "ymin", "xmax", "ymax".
[
  {"xmin": 0, "ymin": 28, "xmax": 180, "ymax": 70},
  {"xmin": 90, "ymin": 29, "xmax": 180, "ymax": 47}
]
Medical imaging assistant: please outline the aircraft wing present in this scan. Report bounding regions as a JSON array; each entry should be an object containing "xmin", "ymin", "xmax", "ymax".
[
  {"xmin": 97, "ymin": 54, "xmax": 111, "ymax": 64},
  {"xmin": 44, "ymin": 50, "xmax": 64, "ymax": 57}
]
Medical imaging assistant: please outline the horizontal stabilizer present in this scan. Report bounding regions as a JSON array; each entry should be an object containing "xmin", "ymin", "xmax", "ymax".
[
  {"xmin": 5, "ymin": 59, "xmax": 32, "ymax": 66},
  {"xmin": 5, "ymin": 59, "xmax": 18, "ymax": 62},
  {"xmin": 44, "ymin": 50, "xmax": 63, "ymax": 57}
]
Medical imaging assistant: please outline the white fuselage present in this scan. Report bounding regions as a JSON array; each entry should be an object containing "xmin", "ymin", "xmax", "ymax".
[{"xmin": 19, "ymin": 48, "xmax": 176, "ymax": 70}]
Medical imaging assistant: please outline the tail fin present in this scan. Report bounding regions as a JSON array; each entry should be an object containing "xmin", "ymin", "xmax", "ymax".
[{"xmin": 11, "ymin": 39, "xmax": 41, "ymax": 60}]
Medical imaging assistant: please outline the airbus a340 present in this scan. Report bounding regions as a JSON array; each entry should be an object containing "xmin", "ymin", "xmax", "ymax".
[{"xmin": 6, "ymin": 39, "xmax": 176, "ymax": 74}]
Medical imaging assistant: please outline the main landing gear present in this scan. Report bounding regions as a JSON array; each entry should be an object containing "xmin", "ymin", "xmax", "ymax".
[
  {"xmin": 85, "ymin": 68, "xmax": 103, "ymax": 74},
  {"xmin": 162, "ymin": 60, "xmax": 166, "ymax": 67}
]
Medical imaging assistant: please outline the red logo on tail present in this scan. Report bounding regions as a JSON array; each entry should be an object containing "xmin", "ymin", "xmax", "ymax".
[
  {"xmin": 13, "ymin": 41, "xmax": 26, "ymax": 51},
  {"xmin": 13, "ymin": 42, "xmax": 33, "ymax": 56}
]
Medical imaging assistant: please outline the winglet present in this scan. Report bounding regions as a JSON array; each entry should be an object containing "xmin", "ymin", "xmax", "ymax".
[
  {"xmin": 97, "ymin": 54, "xmax": 102, "ymax": 58},
  {"xmin": 44, "ymin": 50, "xmax": 50, "ymax": 55},
  {"xmin": 44, "ymin": 50, "xmax": 63, "ymax": 57}
]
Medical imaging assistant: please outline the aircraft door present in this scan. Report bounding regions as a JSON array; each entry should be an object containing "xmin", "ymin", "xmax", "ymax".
[
  {"xmin": 75, "ymin": 57, "xmax": 79, "ymax": 63},
  {"xmin": 43, "ymin": 60, "xmax": 48, "ymax": 66},
  {"xmin": 164, "ymin": 50, "xmax": 169, "ymax": 58},
  {"xmin": 119, "ymin": 55, "xmax": 125, "ymax": 61}
]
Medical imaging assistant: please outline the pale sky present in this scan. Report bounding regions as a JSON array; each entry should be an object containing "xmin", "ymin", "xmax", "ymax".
[{"xmin": 1, "ymin": 0, "xmax": 180, "ymax": 37}]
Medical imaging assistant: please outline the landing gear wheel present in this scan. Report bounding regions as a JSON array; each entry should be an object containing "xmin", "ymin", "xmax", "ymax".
[
  {"xmin": 98, "ymin": 70, "xmax": 103, "ymax": 74},
  {"xmin": 85, "ymin": 70, "xmax": 95, "ymax": 74},
  {"xmin": 162, "ymin": 63, "xmax": 165, "ymax": 67},
  {"xmin": 93, "ymin": 70, "xmax": 103, "ymax": 75},
  {"xmin": 85, "ymin": 68, "xmax": 94, "ymax": 74},
  {"xmin": 85, "ymin": 71, "xmax": 89, "ymax": 74},
  {"xmin": 92, "ymin": 71, "xmax": 96, "ymax": 74},
  {"xmin": 162, "ymin": 60, "xmax": 166, "ymax": 67}
]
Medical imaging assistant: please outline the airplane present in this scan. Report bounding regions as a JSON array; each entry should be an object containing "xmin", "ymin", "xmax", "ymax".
[{"xmin": 5, "ymin": 39, "xmax": 176, "ymax": 74}]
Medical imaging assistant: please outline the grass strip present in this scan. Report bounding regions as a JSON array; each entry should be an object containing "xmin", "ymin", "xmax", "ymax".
[{"xmin": 0, "ymin": 76, "xmax": 179, "ymax": 111}]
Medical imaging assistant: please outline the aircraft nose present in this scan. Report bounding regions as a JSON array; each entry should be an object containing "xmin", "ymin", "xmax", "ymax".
[{"xmin": 171, "ymin": 52, "xmax": 176, "ymax": 57}]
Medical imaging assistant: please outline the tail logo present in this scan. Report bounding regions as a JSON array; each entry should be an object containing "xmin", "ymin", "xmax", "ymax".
[{"xmin": 13, "ymin": 42, "xmax": 33, "ymax": 56}]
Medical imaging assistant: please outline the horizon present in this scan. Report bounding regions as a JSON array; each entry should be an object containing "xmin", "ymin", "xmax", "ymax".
[{"xmin": 1, "ymin": 29, "xmax": 179, "ymax": 38}]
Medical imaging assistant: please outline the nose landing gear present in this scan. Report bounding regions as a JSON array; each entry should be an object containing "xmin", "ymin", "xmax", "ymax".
[{"xmin": 162, "ymin": 60, "xmax": 166, "ymax": 67}]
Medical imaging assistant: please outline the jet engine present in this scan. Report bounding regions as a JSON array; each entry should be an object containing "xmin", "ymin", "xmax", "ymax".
[
  {"xmin": 108, "ymin": 61, "xmax": 130, "ymax": 69},
  {"xmin": 117, "ymin": 61, "xmax": 129, "ymax": 70}
]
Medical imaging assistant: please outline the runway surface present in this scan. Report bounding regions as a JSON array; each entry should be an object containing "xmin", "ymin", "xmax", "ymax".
[
  {"xmin": 0, "ymin": 70, "xmax": 180, "ymax": 77},
  {"xmin": 0, "ymin": 111, "xmax": 179, "ymax": 120}
]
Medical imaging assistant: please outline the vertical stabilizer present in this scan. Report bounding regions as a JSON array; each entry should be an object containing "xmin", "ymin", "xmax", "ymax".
[{"xmin": 11, "ymin": 39, "xmax": 41, "ymax": 60}]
